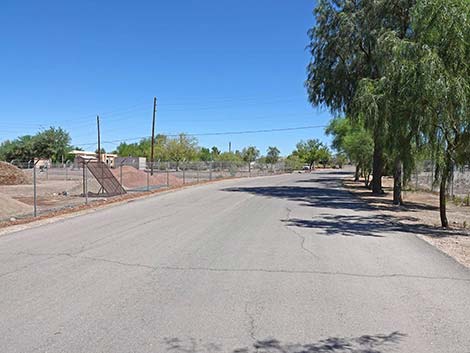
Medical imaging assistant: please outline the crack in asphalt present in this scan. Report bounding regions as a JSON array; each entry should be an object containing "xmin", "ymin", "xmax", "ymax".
[
  {"xmin": 284, "ymin": 207, "xmax": 320, "ymax": 260},
  {"xmin": 244, "ymin": 302, "xmax": 257, "ymax": 342},
  {"xmin": 2, "ymin": 251, "xmax": 469, "ymax": 283}
]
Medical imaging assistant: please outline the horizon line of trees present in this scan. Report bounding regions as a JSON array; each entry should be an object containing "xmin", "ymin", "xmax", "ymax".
[{"xmin": 0, "ymin": 127, "xmax": 340, "ymax": 172}]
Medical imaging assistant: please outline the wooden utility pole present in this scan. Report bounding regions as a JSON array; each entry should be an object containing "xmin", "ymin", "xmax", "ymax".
[
  {"xmin": 97, "ymin": 115, "xmax": 103, "ymax": 194},
  {"xmin": 97, "ymin": 115, "xmax": 101, "ymax": 161},
  {"xmin": 150, "ymin": 97, "xmax": 157, "ymax": 176}
]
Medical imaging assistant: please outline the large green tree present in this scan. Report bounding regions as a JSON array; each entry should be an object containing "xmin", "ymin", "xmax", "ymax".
[
  {"xmin": 307, "ymin": 0, "xmax": 417, "ymax": 194},
  {"xmin": 411, "ymin": 0, "xmax": 470, "ymax": 227},
  {"xmin": 0, "ymin": 127, "xmax": 71, "ymax": 163}
]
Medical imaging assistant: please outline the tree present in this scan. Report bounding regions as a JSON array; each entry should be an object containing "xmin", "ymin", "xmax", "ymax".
[
  {"xmin": 334, "ymin": 153, "xmax": 348, "ymax": 169},
  {"xmin": 317, "ymin": 146, "xmax": 332, "ymax": 168},
  {"xmin": 166, "ymin": 133, "xmax": 198, "ymax": 169},
  {"xmin": 32, "ymin": 127, "xmax": 72, "ymax": 163},
  {"xmin": 343, "ymin": 129, "xmax": 374, "ymax": 186},
  {"xmin": 0, "ymin": 137, "xmax": 34, "ymax": 162},
  {"xmin": 0, "ymin": 127, "xmax": 72, "ymax": 163},
  {"xmin": 307, "ymin": 0, "xmax": 417, "ymax": 194},
  {"xmin": 218, "ymin": 151, "xmax": 243, "ymax": 163},
  {"xmin": 293, "ymin": 139, "xmax": 323, "ymax": 170},
  {"xmin": 285, "ymin": 154, "xmax": 304, "ymax": 171},
  {"xmin": 241, "ymin": 146, "xmax": 260, "ymax": 172},
  {"xmin": 211, "ymin": 146, "xmax": 220, "ymax": 159},
  {"xmin": 411, "ymin": 0, "xmax": 470, "ymax": 227},
  {"xmin": 116, "ymin": 135, "xmax": 168, "ymax": 161},
  {"xmin": 241, "ymin": 146, "xmax": 260, "ymax": 163},
  {"xmin": 266, "ymin": 146, "xmax": 280, "ymax": 165},
  {"xmin": 325, "ymin": 117, "xmax": 353, "ymax": 155},
  {"xmin": 326, "ymin": 117, "xmax": 373, "ymax": 182},
  {"xmin": 198, "ymin": 147, "xmax": 212, "ymax": 162}
]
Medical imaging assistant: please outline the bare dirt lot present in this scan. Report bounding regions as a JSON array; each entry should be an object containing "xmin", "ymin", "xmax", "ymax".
[{"xmin": 345, "ymin": 177, "xmax": 470, "ymax": 268}]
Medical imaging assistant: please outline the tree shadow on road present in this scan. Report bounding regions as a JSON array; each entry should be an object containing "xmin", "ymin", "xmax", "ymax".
[
  {"xmin": 281, "ymin": 213, "xmax": 461, "ymax": 238},
  {"xmin": 223, "ymin": 184, "xmax": 436, "ymax": 214},
  {"xmin": 164, "ymin": 331, "xmax": 406, "ymax": 352},
  {"xmin": 224, "ymin": 184, "xmax": 375, "ymax": 212},
  {"xmin": 223, "ymin": 183, "xmax": 468, "ymax": 238}
]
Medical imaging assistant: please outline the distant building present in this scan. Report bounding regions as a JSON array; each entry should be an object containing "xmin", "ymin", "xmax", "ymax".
[
  {"xmin": 70, "ymin": 150, "xmax": 117, "ymax": 169},
  {"xmin": 33, "ymin": 158, "xmax": 51, "ymax": 169},
  {"xmin": 114, "ymin": 157, "xmax": 147, "ymax": 170}
]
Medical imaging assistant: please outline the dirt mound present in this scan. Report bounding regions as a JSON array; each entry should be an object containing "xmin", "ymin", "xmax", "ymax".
[
  {"xmin": 0, "ymin": 162, "xmax": 31, "ymax": 185},
  {"xmin": 112, "ymin": 166, "xmax": 183, "ymax": 189},
  {"xmin": 0, "ymin": 193, "xmax": 31, "ymax": 219}
]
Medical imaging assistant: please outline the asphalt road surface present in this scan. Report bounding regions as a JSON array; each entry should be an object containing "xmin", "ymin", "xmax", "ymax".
[{"xmin": 1, "ymin": 170, "xmax": 469, "ymax": 353}]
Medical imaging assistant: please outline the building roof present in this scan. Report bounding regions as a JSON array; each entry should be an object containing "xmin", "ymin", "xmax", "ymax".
[{"xmin": 70, "ymin": 150, "xmax": 117, "ymax": 158}]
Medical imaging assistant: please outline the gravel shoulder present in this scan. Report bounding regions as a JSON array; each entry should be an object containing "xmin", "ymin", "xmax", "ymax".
[{"xmin": 344, "ymin": 177, "xmax": 470, "ymax": 268}]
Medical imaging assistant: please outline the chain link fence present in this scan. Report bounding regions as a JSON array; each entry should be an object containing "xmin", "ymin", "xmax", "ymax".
[
  {"xmin": 410, "ymin": 160, "xmax": 470, "ymax": 199},
  {"xmin": 1, "ymin": 160, "xmax": 287, "ymax": 222}
]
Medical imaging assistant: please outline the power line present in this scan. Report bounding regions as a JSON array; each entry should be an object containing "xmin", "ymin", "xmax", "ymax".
[{"xmin": 74, "ymin": 124, "xmax": 327, "ymax": 148}]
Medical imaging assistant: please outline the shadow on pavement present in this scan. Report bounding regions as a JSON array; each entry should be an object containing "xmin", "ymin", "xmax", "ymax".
[
  {"xmin": 164, "ymin": 331, "xmax": 406, "ymax": 352},
  {"xmin": 281, "ymin": 213, "xmax": 458, "ymax": 238},
  {"xmin": 224, "ymin": 180, "xmax": 468, "ymax": 238},
  {"xmin": 224, "ymin": 184, "xmax": 375, "ymax": 212}
]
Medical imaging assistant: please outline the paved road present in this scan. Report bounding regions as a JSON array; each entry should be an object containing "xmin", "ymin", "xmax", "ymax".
[{"xmin": 0, "ymin": 170, "xmax": 469, "ymax": 353}]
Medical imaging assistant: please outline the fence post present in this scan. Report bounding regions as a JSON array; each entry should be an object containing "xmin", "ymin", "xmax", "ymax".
[
  {"xmin": 147, "ymin": 170, "xmax": 150, "ymax": 191},
  {"xmin": 84, "ymin": 162, "xmax": 88, "ymax": 205},
  {"xmin": 33, "ymin": 163, "xmax": 37, "ymax": 217},
  {"xmin": 167, "ymin": 161, "xmax": 170, "ymax": 187},
  {"xmin": 196, "ymin": 163, "xmax": 200, "ymax": 183}
]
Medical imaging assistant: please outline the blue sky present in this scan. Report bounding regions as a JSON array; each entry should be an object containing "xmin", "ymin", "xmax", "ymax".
[{"xmin": 0, "ymin": 0, "xmax": 332, "ymax": 156}]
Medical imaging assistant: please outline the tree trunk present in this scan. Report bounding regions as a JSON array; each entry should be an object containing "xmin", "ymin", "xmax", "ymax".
[
  {"xmin": 440, "ymin": 156, "xmax": 452, "ymax": 228},
  {"xmin": 371, "ymin": 142, "xmax": 384, "ymax": 194},
  {"xmin": 393, "ymin": 158, "xmax": 403, "ymax": 205},
  {"xmin": 354, "ymin": 165, "xmax": 360, "ymax": 182},
  {"xmin": 440, "ymin": 176, "xmax": 448, "ymax": 228}
]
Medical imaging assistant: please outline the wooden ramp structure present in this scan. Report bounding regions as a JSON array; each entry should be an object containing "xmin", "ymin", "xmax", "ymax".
[{"xmin": 86, "ymin": 161, "xmax": 126, "ymax": 196}]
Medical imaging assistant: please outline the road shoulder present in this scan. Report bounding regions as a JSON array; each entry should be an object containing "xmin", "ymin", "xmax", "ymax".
[{"xmin": 343, "ymin": 178, "xmax": 470, "ymax": 268}]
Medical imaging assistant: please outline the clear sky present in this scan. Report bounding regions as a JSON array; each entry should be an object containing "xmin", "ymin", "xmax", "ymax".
[{"xmin": 0, "ymin": 0, "xmax": 332, "ymax": 156}]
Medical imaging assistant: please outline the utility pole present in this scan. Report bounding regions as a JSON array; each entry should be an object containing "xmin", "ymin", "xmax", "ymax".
[
  {"xmin": 150, "ymin": 97, "xmax": 157, "ymax": 176},
  {"xmin": 97, "ymin": 115, "xmax": 103, "ymax": 194},
  {"xmin": 229, "ymin": 141, "xmax": 232, "ymax": 153},
  {"xmin": 97, "ymin": 115, "xmax": 101, "ymax": 161}
]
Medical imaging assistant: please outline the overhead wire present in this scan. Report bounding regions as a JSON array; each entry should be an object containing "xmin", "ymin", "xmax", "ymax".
[{"xmin": 74, "ymin": 124, "xmax": 327, "ymax": 148}]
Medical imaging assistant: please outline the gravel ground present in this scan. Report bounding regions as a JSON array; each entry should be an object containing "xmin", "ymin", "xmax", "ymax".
[{"xmin": 344, "ymin": 177, "xmax": 470, "ymax": 268}]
